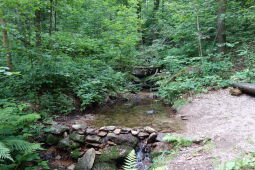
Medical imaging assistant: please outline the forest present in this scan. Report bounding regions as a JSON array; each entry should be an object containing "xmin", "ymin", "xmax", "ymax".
[{"xmin": 0, "ymin": 0, "xmax": 255, "ymax": 169}]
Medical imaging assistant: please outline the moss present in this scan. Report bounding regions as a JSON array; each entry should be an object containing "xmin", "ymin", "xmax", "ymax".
[
  {"xmin": 46, "ymin": 134, "xmax": 61, "ymax": 145},
  {"xmin": 71, "ymin": 149, "xmax": 82, "ymax": 160}
]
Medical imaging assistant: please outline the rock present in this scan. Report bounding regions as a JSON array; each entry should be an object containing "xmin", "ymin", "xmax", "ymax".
[
  {"xmin": 58, "ymin": 138, "xmax": 80, "ymax": 150},
  {"xmin": 46, "ymin": 134, "xmax": 61, "ymax": 145},
  {"xmin": 71, "ymin": 149, "xmax": 82, "ymax": 159},
  {"xmin": 68, "ymin": 164, "xmax": 76, "ymax": 170},
  {"xmin": 113, "ymin": 129, "xmax": 121, "ymax": 135},
  {"xmin": 75, "ymin": 148, "xmax": 96, "ymax": 170},
  {"xmin": 49, "ymin": 124, "xmax": 69, "ymax": 134},
  {"xmin": 156, "ymin": 133, "xmax": 167, "ymax": 142},
  {"xmin": 70, "ymin": 133, "xmax": 85, "ymax": 143},
  {"xmin": 121, "ymin": 128, "xmax": 132, "ymax": 134},
  {"xmin": 131, "ymin": 130, "xmax": 139, "ymax": 136},
  {"xmin": 107, "ymin": 141, "xmax": 117, "ymax": 146},
  {"xmin": 138, "ymin": 132, "xmax": 149, "ymax": 138},
  {"xmin": 86, "ymin": 143, "xmax": 101, "ymax": 148},
  {"xmin": 107, "ymin": 133, "xmax": 138, "ymax": 147},
  {"xmin": 97, "ymin": 145, "xmax": 133, "ymax": 162},
  {"xmin": 100, "ymin": 126, "xmax": 116, "ymax": 131},
  {"xmin": 180, "ymin": 115, "xmax": 189, "ymax": 120},
  {"xmin": 86, "ymin": 128, "xmax": 97, "ymax": 135},
  {"xmin": 55, "ymin": 155, "xmax": 61, "ymax": 160},
  {"xmin": 92, "ymin": 162, "xmax": 117, "ymax": 170},
  {"xmin": 230, "ymin": 88, "xmax": 242, "ymax": 96},
  {"xmin": 72, "ymin": 124, "xmax": 87, "ymax": 130},
  {"xmin": 85, "ymin": 135, "xmax": 101, "ymax": 143},
  {"xmin": 146, "ymin": 132, "xmax": 157, "ymax": 144},
  {"xmin": 98, "ymin": 131, "xmax": 108, "ymax": 137},
  {"xmin": 64, "ymin": 132, "xmax": 68, "ymax": 138},
  {"xmin": 145, "ymin": 110, "xmax": 158, "ymax": 115},
  {"xmin": 144, "ymin": 126, "xmax": 156, "ymax": 133}
]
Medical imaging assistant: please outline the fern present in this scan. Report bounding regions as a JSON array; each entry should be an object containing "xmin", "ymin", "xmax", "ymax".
[
  {"xmin": 123, "ymin": 150, "xmax": 138, "ymax": 170},
  {"xmin": 0, "ymin": 142, "xmax": 13, "ymax": 161}
]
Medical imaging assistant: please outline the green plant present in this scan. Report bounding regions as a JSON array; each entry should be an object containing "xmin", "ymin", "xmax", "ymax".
[
  {"xmin": 163, "ymin": 134, "xmax": 192, "ymax": 148},
  {"xmin": 123, "ymin": 150, "xmax": 138, "ymax": 170},
  {"xmin": 0, "ymin": 100, "xmax": 46, "ymax": 169}
]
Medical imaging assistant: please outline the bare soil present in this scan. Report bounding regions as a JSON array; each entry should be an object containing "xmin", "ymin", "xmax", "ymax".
[{"xmin": 167, "ymin": 89, "xmax": 255, "ymax": 170}]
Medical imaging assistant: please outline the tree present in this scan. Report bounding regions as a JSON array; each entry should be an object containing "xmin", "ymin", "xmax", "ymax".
[
  {"xmin": 217, "ymin": 0, "xmax": 227, "ymax": 54},
  {"xmin": 0, "ymin": 14, "xmax": 13, "ymax": 71}
]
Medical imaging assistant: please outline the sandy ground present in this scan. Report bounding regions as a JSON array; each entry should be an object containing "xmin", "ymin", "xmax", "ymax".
[{"xmin": 167, "ymin": 89, "xmax": 255, "ymax": 170}]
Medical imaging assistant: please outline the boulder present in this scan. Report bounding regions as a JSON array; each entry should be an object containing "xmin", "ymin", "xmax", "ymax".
[
  {"xmin": 146, "ymin": 133, "xmax": 157, "ymax": 144},
  {"xmin": 75, "ymin": 148, "xmax": 96, "ymax": 170},
  {"xmin": 49, "ymin": 124, "xmax": 69, "ymax": 134},
  {"xmin": 97, "ymin": 145, "xmax": 133, "ymax": 162},
  {"xmin": 70, "ymin": 133, "xmax": 85, "ymax": 143},
  {"xmin": 156, "ymin": 133, "xmax": 167, "ymax": 142},
  {"xmin": 86, "ymin": 135, "xmax": 101, "ymax": 143},
  {"xmin": 107, "ymin": 133, "xmax": 138, "ymax": 147}
]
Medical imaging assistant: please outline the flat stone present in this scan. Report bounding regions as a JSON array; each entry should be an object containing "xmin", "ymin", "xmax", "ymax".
[
  {"xmin": 144, "ymin": 126, "xmax": 156, "ymax": 133},
  {"xmin": 138, "ymin": 132, "xmax": 149, "ymax": 138},
  {"xmin": 49, "ymin": 124, "xmax": 69, "ymax": 134},
  {"xmin": 85, "ymin": 135, "xmax": 101, "ymax": 143},
  {"xmin": 86, "ymin": 143, "xmax": 101, "ymax": 148},
  {"xmin": 98, "ymin": 131, "xmax": 108, "ymax": 137},
  {"xmin": 99, "ymin": 126, "xmax": 116, "ymax": 131},
  {"xmin": 86, "ymin": 128, "xmax": 97, "ymax": 135},
  {"xmin": 121, "ymin": 128, "xmax": 132, "ymax": 134},
  {"xmin": 113, "ymin": 129, "xmax": 121, "ymax": 135},
  {"xmin": 72, "ymin": 124, "xmax": 87, "ymax": 130},
  {"xmin": 145, "ymin": 110, "xmax": 158, "ymax": 115},
  {"xmin": 131, "ymin": 130, "xmax": 139, "ymax": 136},
  {"xmin": 75, "ymin": 148, "xmax": 96, "ymax": 170}
]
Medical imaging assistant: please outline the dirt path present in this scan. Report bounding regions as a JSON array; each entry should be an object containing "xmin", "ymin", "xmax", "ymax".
[{"xmin": 167, "ymin": 89, "xmax": 255, "ymax": 170}]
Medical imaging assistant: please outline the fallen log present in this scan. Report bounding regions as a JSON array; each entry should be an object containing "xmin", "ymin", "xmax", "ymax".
[{"xmin": 232, "ymin": 83, "xmax": 255, "ymax": 96}]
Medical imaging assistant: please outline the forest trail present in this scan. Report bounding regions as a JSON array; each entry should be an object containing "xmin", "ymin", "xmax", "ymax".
[{"xmin": 167, "ymin": 89, "xmax": 255, "ymax": 170}]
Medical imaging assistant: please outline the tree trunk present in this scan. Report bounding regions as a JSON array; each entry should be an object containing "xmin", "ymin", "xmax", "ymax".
[
  {"xmin": 217, "ymin": 0, "xmax": 227, "ymax": 54},
  {"xmin": 35, "ymin": 10, "xmax": 42, "ymax": 47},
  {"xmin": 152, "ymin": 0, "xmax": 160, "ymax": 41},
  {"xmin": 54, "ymin": 0, "xmax": 57, "ymax": 31},
  {"xmin": 0, "ymin": 17, "xmax": 13, "ymax": 71},
  {"xmin": 49, "ymin": 0, "xmax": 53, "ymax": 36}
]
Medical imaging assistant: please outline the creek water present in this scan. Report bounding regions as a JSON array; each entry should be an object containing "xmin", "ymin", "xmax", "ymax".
[{"xmin": 87, "ymin": 95, "xmax": 184, "ymax": 132}]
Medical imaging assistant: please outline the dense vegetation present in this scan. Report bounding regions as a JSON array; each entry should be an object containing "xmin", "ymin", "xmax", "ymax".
[{"xmin": 0, "ymin": 0, "xmax": 255, "ymax": 168}]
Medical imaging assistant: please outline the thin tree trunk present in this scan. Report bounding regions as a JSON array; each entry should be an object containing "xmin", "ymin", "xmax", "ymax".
[
  {"xmin": 152, "ymin": 0, "xmax": 160, "ymax": 41},
  {"xmin": 54, "ymin": 0, "xmax": 57, "ymax": 31},
  {"xmin": 196, "ymin": 10, "xmax": 203, "ymax": 57},
  {"xmin": 0, "ymin": 17, "xmax": 13, "ymax": 71},
  {"xmin": 35, "ymin": 10, "xmax": 42, "ymax": 47},
  {"xmin": 49, "ymin": 0, "xmax": 53, "ymax": 36},
  {"xmin": 217, "ymin": 0, "xmax": 227, "ymax": 54}
]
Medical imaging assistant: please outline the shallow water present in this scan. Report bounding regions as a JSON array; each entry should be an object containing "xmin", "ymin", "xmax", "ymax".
[{"xmin": 87, "ymin": 97, "xmax": 184, "ymax": 132}]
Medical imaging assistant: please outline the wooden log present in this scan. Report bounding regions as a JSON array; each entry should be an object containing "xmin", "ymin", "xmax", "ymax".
[{"xmin": 232, "ymin": 83, "xmax": 255, "ymax": 96}]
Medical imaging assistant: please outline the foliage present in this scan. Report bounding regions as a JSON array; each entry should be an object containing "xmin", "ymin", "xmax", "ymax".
[
  {"xmin": 217, "ymin": 152, "xmax": 255, "ymax": 170},
  {"xmin": 123, "ymin": 150, "xmax": 138, "ymax": 170},
  {"xmin": 0, "ymin": 100, "xmax": 47, "ymax": 169},
  {"xmin": 163, "ymin": 134, "xmax": 192, "ymax": 147}
]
